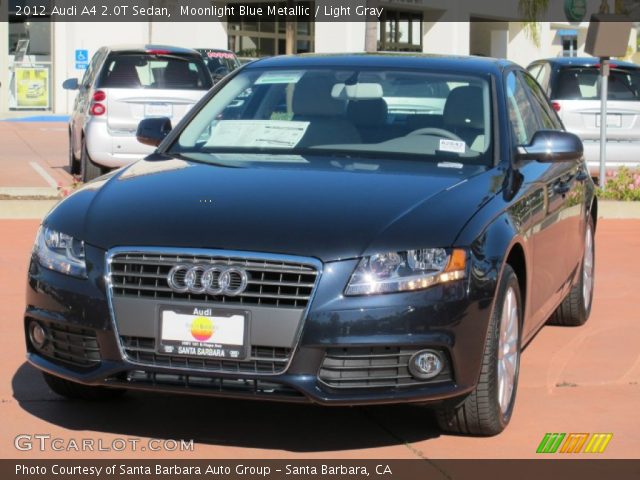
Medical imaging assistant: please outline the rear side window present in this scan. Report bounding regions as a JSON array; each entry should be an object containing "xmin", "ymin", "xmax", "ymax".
[
  {"xmin": 555, "ymin": 67, "xmax": 640, "ymax": 101},
  {"xmin": 97, "ymin": 53, "xmax": 212, "ymax": 90}
]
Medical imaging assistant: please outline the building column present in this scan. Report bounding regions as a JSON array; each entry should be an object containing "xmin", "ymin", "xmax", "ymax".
[
  {"xmin": 0, "ymin": 14, "xmax": 9, "ymax": 114},
  {"xmin": 314, "ymin": 22, "xmax": 366, "ymax": 53}
]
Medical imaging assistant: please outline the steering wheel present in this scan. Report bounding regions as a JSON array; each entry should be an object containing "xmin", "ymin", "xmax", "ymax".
[{"xmin": 407, "ymin": 128, "xmax": 464, "ymax": 142}]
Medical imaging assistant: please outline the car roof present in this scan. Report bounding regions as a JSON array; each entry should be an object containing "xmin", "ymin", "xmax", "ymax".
[
  {"xmin": 245, "ymin": 53, "xmax": 516, "ymax": 76},
  {"xmin": 105, "ymin": 44, "xmax": 202, "ymax": 56},
  {"xmin": 530, "ymin": 57, "xmax": 639, "ymax": 69}
]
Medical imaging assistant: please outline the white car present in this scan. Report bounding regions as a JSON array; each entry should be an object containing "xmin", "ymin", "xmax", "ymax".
[
  {"xmin": 528, "ymin": 57, "xmax": 640, "ymax": 177},
  {"xmin": 63, "ymin": 45, "xmax": 213, "ymax": 181}
]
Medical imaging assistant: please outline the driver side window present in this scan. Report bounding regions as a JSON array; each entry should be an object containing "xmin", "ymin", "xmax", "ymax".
[{"xmin": 505, "ymin": 71, "xmax": 539, "ymax": 146}]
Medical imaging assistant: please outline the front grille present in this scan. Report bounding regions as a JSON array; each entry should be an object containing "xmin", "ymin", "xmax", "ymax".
[
  {"xmin": 117, "ymin": 370, "xmax": 307, "ymax": 401},
  {"xmin": 318, "ymin": 347, "xmax": 452, "ymax": 389},
  {"xmin": 121, "ymin": 336, "xmax": 291, "ymax": 374},
  {"xmin": 34, "ymin": 321, "xmax": 101, "ymax": 369},
  {"xmin": 108, "ymin": 252, "xmax": 319, "ymax": 309}
]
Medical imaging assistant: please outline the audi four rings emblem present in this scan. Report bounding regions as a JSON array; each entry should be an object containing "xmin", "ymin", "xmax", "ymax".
[{"xmin": 167, "ymin": 265, "xmax": 249, "ymax": 296}]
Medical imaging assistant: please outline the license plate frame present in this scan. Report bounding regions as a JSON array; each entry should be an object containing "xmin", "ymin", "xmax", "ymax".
[
  {"xmin": 157, "ymin": 305, "xmax": 249, "ymax": 360},
  {"xmin": 144, "ymin": 103, "xmax": 173, "ymax": 118},
  {"xmin": 595, "ymin": 114, "xmax": 622, "ymax": 128}
]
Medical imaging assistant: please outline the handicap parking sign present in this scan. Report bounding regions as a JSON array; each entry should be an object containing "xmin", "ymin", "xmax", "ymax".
[
  {"xmin": 75, "ymin": 49, "xmax": 89, "ymax": 70},
  {"xmin": 75, "ymin": 49, "xmax": 89, "ymax": 63}
]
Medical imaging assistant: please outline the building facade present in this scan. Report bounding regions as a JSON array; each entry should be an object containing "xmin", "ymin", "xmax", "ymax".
[{"xmin": 1, "ymin": 0, "xmax": 637, "ymax": 115}]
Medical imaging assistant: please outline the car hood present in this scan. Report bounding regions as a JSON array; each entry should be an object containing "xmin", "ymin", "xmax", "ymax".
[{"xmin": 46, "ymin": 154, "xmax": 499, "ymax": 262}]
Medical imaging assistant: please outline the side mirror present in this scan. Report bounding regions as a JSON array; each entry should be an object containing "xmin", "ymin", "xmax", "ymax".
[
  {"xmin": 136, "ymin": 117, "xmax": 172, "ymax": 147},
  {"xmin": 62, "ymin": 78, "xmax": 79, "ymax": 90},
  {"xmin": 516, "ymin": 130, "xmax": 583, "ymax": 163}
]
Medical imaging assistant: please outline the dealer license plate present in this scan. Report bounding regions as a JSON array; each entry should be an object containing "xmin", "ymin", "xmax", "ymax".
[
  {"xmin": 158, "ymin": 306, "xmax": 247, "ymax": 359},
  {"xmin": 144, "ymin": 103, "xmax": 172, "ymax": 118}
]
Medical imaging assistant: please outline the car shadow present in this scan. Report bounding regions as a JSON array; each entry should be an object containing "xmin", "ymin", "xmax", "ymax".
[{"xmin": 12, "ymin": 363, "xmax": 441, "ymax": 452}]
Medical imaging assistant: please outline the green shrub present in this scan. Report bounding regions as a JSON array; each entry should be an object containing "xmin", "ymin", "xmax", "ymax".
[{"xmin": 598, "ymin": 167, "xmax": 640, "ymax": 201}]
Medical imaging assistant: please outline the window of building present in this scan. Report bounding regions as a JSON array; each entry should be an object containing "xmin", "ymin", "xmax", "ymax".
[
  {"xmin": 378, "ymin": 10, "xmax": 423, "ymax": 52},
  {"xmin": 227, "ymin": 2, "xmax": 314, "ymax": 57},
  {"xmin": 562, "ymin": 36, "xmax": 578, "ymax": 57}
]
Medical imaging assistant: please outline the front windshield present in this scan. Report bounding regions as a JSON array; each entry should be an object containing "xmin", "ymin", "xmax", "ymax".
[{"xmin": 170, "ymin": 67, "xmax": 492, "ymax": 165}]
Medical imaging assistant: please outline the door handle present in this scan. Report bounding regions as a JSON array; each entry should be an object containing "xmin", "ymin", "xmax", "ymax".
[
  {"xmin": 576, "ymin": 170, "xmax": 589, "ymax": 182},
  {"xmin": 554, "ymin": 182, "xmax": 571, "ymax": 195}
]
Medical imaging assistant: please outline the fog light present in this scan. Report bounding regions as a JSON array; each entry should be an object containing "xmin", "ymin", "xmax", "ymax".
[
  {"xmin": 408, "ymin": 350, "xmax": 443, "ymax": 380},
  {"xmin": 29, "ymin": 321, "xmax": 47, "ymax": 349}
]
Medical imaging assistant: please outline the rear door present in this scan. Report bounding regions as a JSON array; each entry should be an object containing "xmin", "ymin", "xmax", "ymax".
[
  {"xmin": 552, "ymin": 65, "xmax": 640, "ymax": 141},
  {"xmin": 97, "ymin": 52, "xmax": 212, "ymax": 139}
]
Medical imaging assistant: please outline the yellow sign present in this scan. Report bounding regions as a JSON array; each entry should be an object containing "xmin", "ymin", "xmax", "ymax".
[{"xmin": 15, "ymin": 67, "xmax": 50, "ymax": 108}]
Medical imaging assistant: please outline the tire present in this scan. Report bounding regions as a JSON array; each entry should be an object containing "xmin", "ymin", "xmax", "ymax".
[
  {"xmin": 548, "ymin": 216, "xmax": 595, "ymax": 327},
  {"xmin": 42, "ymin": 372, "xmax": 125, "ymax": 401},
  {"xmin": 80, "ymin": 139, "xmax": 104, "ymax": 182},
  {"xmin": 69, "ymin": 131, "xmax": 80, "ymax": 175},
  {"xmin": 435, "ymin": 264, "xmax": 522, "ymax": 436}
]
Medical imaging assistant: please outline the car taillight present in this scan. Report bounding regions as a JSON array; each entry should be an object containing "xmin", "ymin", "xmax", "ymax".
[
  {"xmin": 147, "ymin": 49, "xmax": 171, "ymax": 55},
  {"xmin": 551, "ymin": 101, "xmax": 561, "ymax": 112},
  {"xmin": 90, "ymin": 103, "xmax": 106, "ymax": 116},
  {"xmin": 90, "ymin": 90, "xmax": 106, "ymax": 116}
]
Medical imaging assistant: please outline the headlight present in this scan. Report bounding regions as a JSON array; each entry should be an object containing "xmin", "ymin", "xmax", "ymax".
[
  {"xmin": 345, "ymin": 248, "xmax": 466, "ymax": 296},
  {"xmin": 34, "ymin": 226, "xmax": 87, "ymax": 278}
]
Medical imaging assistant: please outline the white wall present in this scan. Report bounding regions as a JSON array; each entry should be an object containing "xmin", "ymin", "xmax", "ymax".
[
  {"xmin": 314, "ymin": 22, "xmax": 366, "ymax": 53},
  {"xmin": 150, "ymin": 21, "xmax": 227, "ymax": 49},
  {"xmin": 53, "ymin": 22, "xmax": 149, "ymax": 114}
]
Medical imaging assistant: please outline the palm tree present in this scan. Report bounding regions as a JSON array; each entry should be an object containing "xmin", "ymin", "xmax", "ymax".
[{"xmin": 364, "ymin": 0, "xmax": 380, "ymax": 53}]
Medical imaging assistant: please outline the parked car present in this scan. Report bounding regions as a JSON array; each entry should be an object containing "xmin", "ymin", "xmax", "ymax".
[
  {"xmin": 27, "ymin": 54, "xmax": 596, "ymax": 436},
  {"xmin": 527, "ymin": 57, "xmax": 640, "ymax": 177},
  {"xmin": 194, "ymin": 48, "xmax": 241, "ymax": 83},
  {"xmin": 63, "ymin": 45, "xmax": 213, "ymax": 182}
]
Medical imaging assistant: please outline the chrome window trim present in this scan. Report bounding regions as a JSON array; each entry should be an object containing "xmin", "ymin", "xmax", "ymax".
[{"xmin": 105, "ymin": 246, "xmax": 323, "ymax": 377}]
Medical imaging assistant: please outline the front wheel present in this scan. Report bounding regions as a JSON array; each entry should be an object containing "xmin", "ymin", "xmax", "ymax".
[
  {"xmin": 435, "ymin": 264, "xmax": 522, "ymax": 436},
  {"xmin": 68, "ymin": 131, "xmax": 80, "ymax": 175}
]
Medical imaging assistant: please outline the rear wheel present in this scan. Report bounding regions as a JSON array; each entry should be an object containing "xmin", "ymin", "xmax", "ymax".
[
  {"xmin": 42, "ymin": 372, "xmax": 125, "ymax": 401},
  {"xmin": 80, "ymin": 139, "xmax": 105, "ymax": 182},
  {"xmin": 548, "ymin": 217, "xmax": 595, "ymax": 327},
  {"xmin": 68, "ymin": 131, "xmax": 80, "ymax": 175},
  {"xmin": 435, "ymin": 265, "xmax": 521, "ymax": 436}
]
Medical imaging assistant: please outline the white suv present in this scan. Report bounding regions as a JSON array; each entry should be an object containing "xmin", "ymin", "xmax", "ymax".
[
  {"xmin": 63, "ymin": 45, "xmax": 213, "ymax": 181},
  {"xmin": 528, "ymin": 57, "xmax": 640, "ymax": 177}
]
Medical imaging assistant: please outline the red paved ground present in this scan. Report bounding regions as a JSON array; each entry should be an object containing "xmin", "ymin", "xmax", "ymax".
[
  {"xmin": 0, "ymin": 122, "xmax": 72, "ymax": 189},
  {"xmin": 0, "ymin": 219, "xmax": 638, "ymax": 459}
]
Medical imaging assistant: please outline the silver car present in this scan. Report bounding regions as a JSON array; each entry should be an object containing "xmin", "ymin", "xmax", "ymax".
[
  {"xmin": 528, "ymin": 57, "xmax": 640, "ymax": 177},
  {"xmin": 63, "ymin": 45, "xmax": 213, "ymax": 181}
]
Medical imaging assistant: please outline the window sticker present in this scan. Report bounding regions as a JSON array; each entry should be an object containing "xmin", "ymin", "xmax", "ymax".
[
  {"xmin": 205, "ymin": 120, "xmax": 310, "ymax": 149},
  {"xmin": 438, "ymin": 139, "xmax": 466, "ymax": 153},
  {"xmin": 255, "ymin": 71, "xmax": 304, "ymax": 85}
]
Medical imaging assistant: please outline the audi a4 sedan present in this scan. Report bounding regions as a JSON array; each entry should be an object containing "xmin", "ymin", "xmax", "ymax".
[{"xmin": 26, "ymin": 54, "xmax": 596, "ymax": 436}]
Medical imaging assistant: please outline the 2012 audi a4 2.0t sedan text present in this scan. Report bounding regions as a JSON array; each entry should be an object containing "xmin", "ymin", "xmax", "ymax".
[{"xmin": 25, "ymin": 54, "xmax": 597, "ymax": 436}]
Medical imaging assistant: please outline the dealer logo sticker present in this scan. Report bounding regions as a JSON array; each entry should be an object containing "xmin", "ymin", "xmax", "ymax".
[
  {"xmin": 190, "ymin": 316, "xmax": 214, "ymax": 342},
  {"xmin": 536, "ymin": 433, "xmax": 613, "ymax": 454}
]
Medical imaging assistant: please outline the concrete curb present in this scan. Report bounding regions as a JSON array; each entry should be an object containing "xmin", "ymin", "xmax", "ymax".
[
  {"xmin": 0, "ymin": 200, "xmax": 58, "ymax": 219},
  {"xmin": 0, "ymin": 199, "xmax": 639, "ymax": 220},
  {"xmin": 0, "ymin": 187, "xmax": 60, "ymax": 200},
  {"xmin": 598, "ymin": 201, "xmax": 640, "ymax": 219}
]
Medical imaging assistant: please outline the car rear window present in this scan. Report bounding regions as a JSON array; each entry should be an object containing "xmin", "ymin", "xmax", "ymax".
[
  {"xmin": 97, "ymin": 53, "xmax": 212, "ymax": 90},
  {"xmin": 555, "ymin": 67, "xmax": 640, "ymax": 101}
]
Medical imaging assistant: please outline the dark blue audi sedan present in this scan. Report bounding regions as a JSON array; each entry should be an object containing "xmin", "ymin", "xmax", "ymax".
[{"xmin": 25, "ymin": 54, "xmax": 596, "ymax": 436}]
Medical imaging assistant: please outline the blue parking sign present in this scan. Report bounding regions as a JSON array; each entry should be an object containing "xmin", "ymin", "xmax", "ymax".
[{"xmin": 75, "ymin": 49, "xmax": 89, "ymax": 63}]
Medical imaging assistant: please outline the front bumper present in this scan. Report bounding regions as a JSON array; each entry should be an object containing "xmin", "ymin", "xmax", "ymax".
[{"xmin": 25, "ymin": 245, "xmax": 495, "ymax": 406}]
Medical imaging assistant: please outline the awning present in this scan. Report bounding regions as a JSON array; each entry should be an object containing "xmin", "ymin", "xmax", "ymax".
[{"xmin": 557, "ymin": 29, "xmax": 579, "ymax": 37}]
